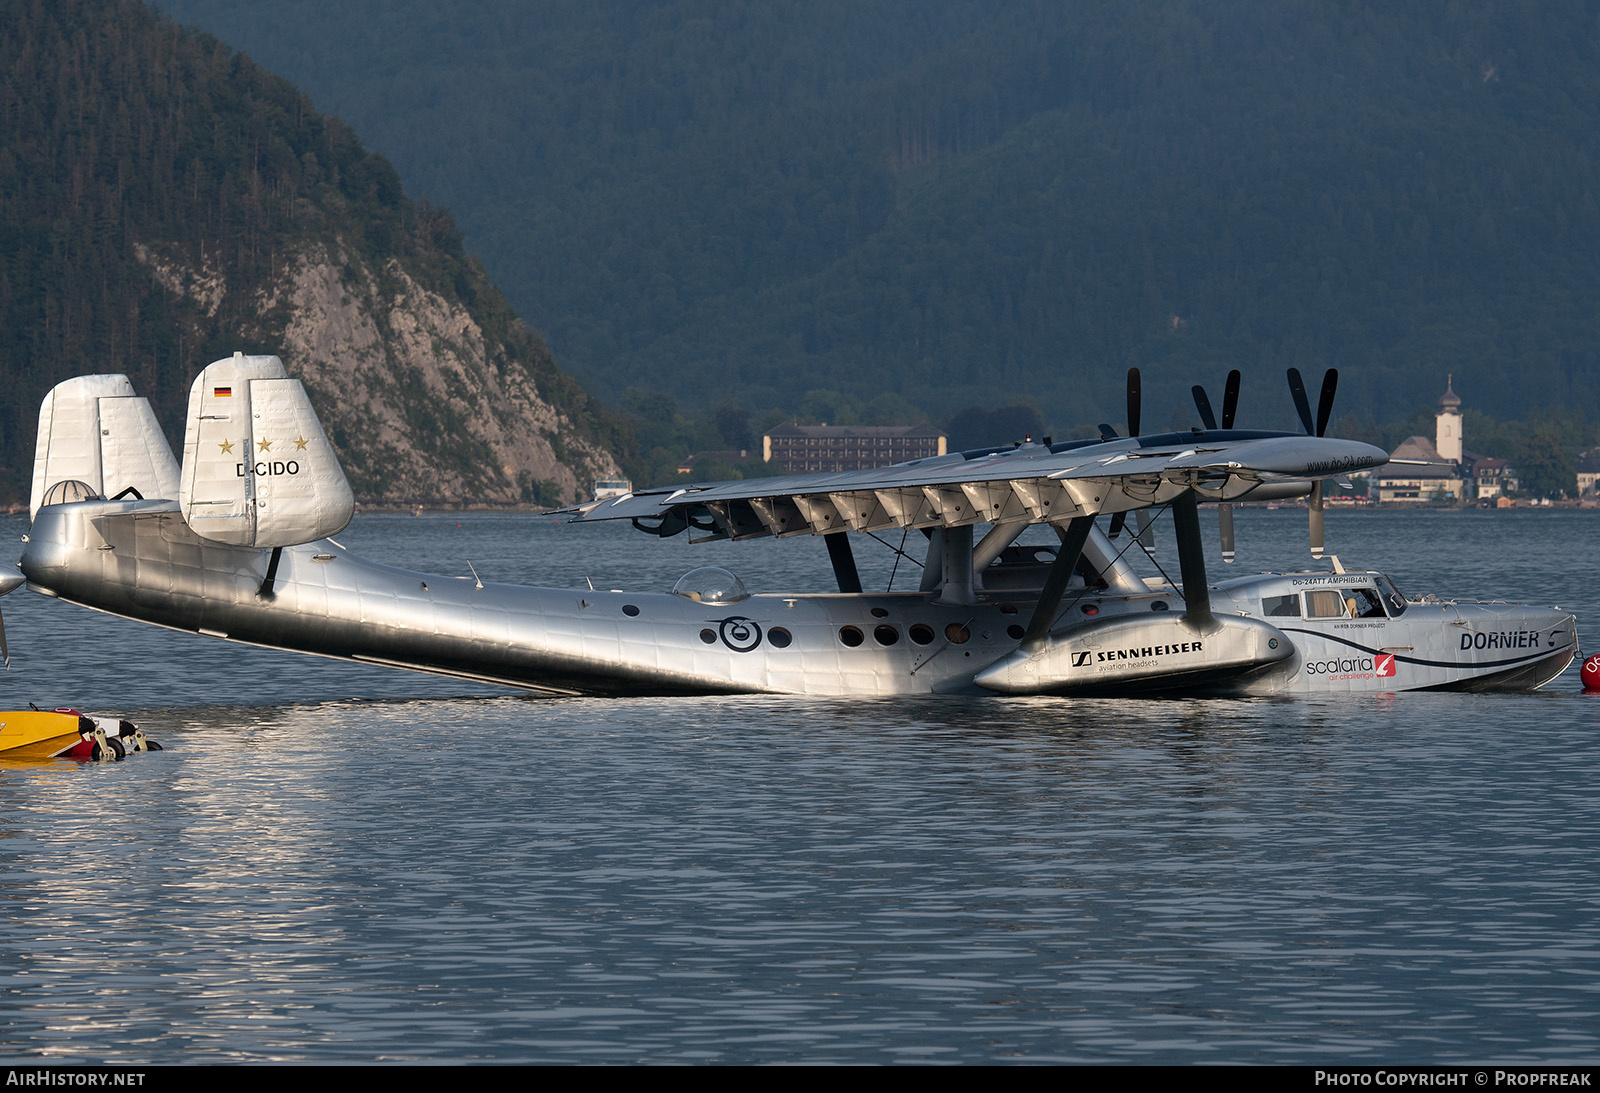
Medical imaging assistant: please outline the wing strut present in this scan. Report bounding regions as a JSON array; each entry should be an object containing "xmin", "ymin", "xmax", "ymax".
[
  {"xmin": 1171, "ymin": 491, "xmax": 1214, "ymax": 629},
  {"xmin": 1021, "ymin": 517, "xmax": 1096, "ymax": 648},
  {"xmin": 257, "ymin": 546, "xmax": 285, "ymax": 600},
  {"xmin": 919, "ymin": 529, "xmax": 944, "ymax": 592},
  {"xmin": 0, "ymin": 571, "xmax": 24, "ymax": 668},
  {"xmin": 933, "ymin": 525, "xmax": 977, "ymax": 605},
  {"xmin": 825, "ymin": 532, "xmax": 862, "ymax": 594}
]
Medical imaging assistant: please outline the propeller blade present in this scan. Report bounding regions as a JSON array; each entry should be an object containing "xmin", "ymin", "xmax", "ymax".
[
  {"xmin": 1135, "ymin": 509, "xmax": 1155, "ymax": 549},
  {"xmin": 1126, "ymin": 367, "xmax": 1142, "ymax": 437},
  {"xmin": 1309, "ymin": 481, "xmax": 1325, "ymax": 558},
  {"xmin": 0, "ymin": 605, "xmax": 8, "ymax": 668},
  {"xmin": 1219, "ymin": 504, "xmax": 1235, "ymax": 563},
  {"xmin": 1316, "ymin": 368, "xmax": 1339, "ymax": 437},
  {"xmin": 1287, "ymin": 368, "xmax": 1314, "ymax": 434},
  {"xmin": 1222, "ymin": 369, "xmax": 1240, "ymax": 429},
  {"xmin": 1191, "ymin": 385, "xmax": 1217, "ymax": 431},
  {"xmin": 1108, "ymin": 512, "xmax": 1127, "ymax": 539}
]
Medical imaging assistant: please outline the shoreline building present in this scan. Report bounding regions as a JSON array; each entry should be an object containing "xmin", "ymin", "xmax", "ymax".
[
  {"xmin": 1374, "ymin": 377, "xmax": 1470, "ymax": 503},
  {"xmin": 762, "ymin": 423, "xmax": 947, "ymax": 474},
  {"xmin": 1577, "ymin": 451, "xmax": 1600, "ymax": 497}
]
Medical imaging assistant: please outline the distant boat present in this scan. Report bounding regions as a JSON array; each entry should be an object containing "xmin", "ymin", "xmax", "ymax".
[{"xmin": 593, "ymin": 478, "xmax": 633, "ymax": 500}]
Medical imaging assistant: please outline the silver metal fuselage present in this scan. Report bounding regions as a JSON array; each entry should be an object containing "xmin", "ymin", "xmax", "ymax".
[{"xmin": 18, "ymin": 499, "xmax": 1577, "ymax": 698}]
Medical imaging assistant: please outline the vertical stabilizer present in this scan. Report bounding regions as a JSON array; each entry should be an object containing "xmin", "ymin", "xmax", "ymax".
[
  {"xmin": 179, "ymin": 353, "xmax": 354, "ymax": 547},
  {"xmin": 30, "ymin": 375, "xmax": 180, "ymax": 519}
]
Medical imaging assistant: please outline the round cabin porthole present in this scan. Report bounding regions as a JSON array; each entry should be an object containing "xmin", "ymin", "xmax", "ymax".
[
  {"xmin": 700, "ymin": 629, "xmax": 718, "ymax": 644},
  {"xmin": 1151, "ymin": 601, "xmax": 1170, "ymax": 612},
  {"xmin": 838, "ymin": 626, "xmax": 865, "ymax": 647},
  {"xmin": 622, "ymin": 604, "xmax": 640, "ymax": 617},
  {"xmin": 909, "ymin": 624, "xmax": 936, "ymax": 645},
  {"xmin": 1007, "ymin": 624, "xmax": 1025, "ymax": 640},
  {"xmin": 874, "ymin": 625, "xmax": 899, "ymax": 646},
  {"xmin": 769, "ymin": 627, "xmax": 793, "ymax": 648},
  {"xmin": 871, "ymin": 607, "xmax": 890, "ymax": 618},
  {"xmin": 945, "ymin": 623, "xmax": 971, "ymax": 644}
]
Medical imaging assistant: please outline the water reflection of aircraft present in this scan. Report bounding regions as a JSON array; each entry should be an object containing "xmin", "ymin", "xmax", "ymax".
[{"xmin": 6, "ymin": 355, "xmax": 1577, "ymax": 697}]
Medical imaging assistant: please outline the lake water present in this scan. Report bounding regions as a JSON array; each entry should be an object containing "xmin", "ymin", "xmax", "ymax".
[{"xmin": 1, "ymin": 507, "xmax": 1598, "ymax": 1064}]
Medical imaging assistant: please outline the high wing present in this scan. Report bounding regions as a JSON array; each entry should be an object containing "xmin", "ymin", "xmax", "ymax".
[{"xmin": 570, "ymin": 430, "xmax": 1389, "ymax": 542}]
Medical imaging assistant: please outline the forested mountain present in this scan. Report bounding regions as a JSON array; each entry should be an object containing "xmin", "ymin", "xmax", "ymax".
[
  {"xmin": 0, "ymin": 0, "xmax": 624, "ymax": 504},
  {"xmin": 151, "ymin": 0, "xmax": 1600, "ymax": 440}
]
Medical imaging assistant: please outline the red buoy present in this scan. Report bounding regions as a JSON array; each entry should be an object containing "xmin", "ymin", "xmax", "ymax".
[{"xmin": 1582, "ymin": 654, "xmax": 1600, "ymax": 691}]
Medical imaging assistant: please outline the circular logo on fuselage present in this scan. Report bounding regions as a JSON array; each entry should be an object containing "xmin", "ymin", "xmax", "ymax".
[{"xmin": 716, "ymin": 616, "xmax": 763, "ymax": 652}]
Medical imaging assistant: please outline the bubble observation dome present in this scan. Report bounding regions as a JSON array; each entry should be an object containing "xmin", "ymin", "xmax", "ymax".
[{"xmin": 670, "ymin": 566, "xmax": 751, "ymax": 605}]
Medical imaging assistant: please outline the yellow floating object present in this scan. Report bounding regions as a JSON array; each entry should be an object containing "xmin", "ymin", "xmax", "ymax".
[{"xmin": 0, "ymin": 711, "xmax": 88, "ymax": 759}]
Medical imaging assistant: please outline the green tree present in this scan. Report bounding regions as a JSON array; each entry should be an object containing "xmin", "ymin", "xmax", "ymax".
[{"xmin": 1514, "ymin": 427, "xmax": 1577, "ymax": 499}]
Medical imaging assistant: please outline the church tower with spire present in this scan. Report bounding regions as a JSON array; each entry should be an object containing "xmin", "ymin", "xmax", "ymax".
[{"xmin": 1436, "ymin": 375, "xmax": 1463, "ymax": 463}]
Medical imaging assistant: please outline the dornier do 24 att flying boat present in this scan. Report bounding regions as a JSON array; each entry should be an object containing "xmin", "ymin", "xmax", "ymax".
[{"xmin": 3, "ymin": 355, "xmax": 1578, "ymax": 697}]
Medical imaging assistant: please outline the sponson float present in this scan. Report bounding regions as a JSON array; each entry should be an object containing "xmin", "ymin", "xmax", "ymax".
[{"xmin": 4, "ymin": 356, "xmax": 1578, "ymax": 696}]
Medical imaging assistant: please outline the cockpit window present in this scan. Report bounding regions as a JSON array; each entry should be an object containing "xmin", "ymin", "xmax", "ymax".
[
  {"xmin": 1304, "ymin": 587, "xmax": 1388, "ymax": 620},
  {"xmin": 1262, "ymin": 594, "xmax": 1300, "ymax": 617},
  {"xmin": 1304, "ymin": 590, "xmax": 1347, "ymax": 619},
  {"xmin": 1347, "ymin": 588, "xmax": 1387, "ymax": 618},
  {"xmin": 1378, "ymin": 575, "xmax": 1408, "ymax": 617}
]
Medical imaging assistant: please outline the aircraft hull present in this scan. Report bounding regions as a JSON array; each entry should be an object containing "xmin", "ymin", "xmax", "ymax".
[
  {"xmin": 1236, "ymin": 602, "xmax": 1577, "ymax": 696},
  {"xmin": 20, "ymin": 500, "xmax": 1028, "ymax": 697},
  {"xmin": 18, "ymin": 499, "xmax": 1577, "ymax": 699}
]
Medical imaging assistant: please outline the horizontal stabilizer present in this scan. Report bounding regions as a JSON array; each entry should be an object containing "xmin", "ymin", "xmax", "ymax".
[
  {"xmin": 179, "ymin": 353, "xmax": 353, "ymax": 548},
  {"xmin": 31, "ymin": 375, "xmax": 180, "ymax": 519}
]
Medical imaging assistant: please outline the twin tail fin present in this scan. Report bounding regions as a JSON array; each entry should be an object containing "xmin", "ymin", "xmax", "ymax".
[{"xmin": 31, "ymin": 352, "xmax": 353, "ymax": 549}]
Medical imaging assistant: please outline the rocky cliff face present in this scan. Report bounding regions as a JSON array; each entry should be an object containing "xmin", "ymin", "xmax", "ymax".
[
  {"xmin": 3, "ymin": 0, "xmax": 626, "ymax": 506},
  {"xmin": 134, "ymin": 240, "xmax": 620, "ymax": 507},
  {"xmin": 260, "ymin": 245, "xmax": 620, "ymax": 504}
]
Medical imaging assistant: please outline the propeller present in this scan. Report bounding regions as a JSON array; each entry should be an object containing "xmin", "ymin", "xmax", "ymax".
[
  {"xmin": 1287, "ymin": 367, "xmax": 1314, "ymax": 435},
  {"xmin": 1107, "ymin": 368, "xmax": 1141, "ymax": 539},
  {"xmin": 1316, "ymin": 369, "xmax": 1337, "ymax": 438},
  {"xmin": 1191, "ymin": 384, "xmax": 1217, "ymax": 430},
  {"xmin": 1191, "ymin": 370, "xmax": 1244, "ymax": 561},
  {"xmin": 1190, "ymin": 369, "xmax": 1240, "ymax": 432},
  {"xmin": 1286, "ymin": 367, "xmax": 1339, "ymax": 558},
  {"xmin": 1218, "ymin": 368, "xmax": 1241, "ymax": 560}
]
